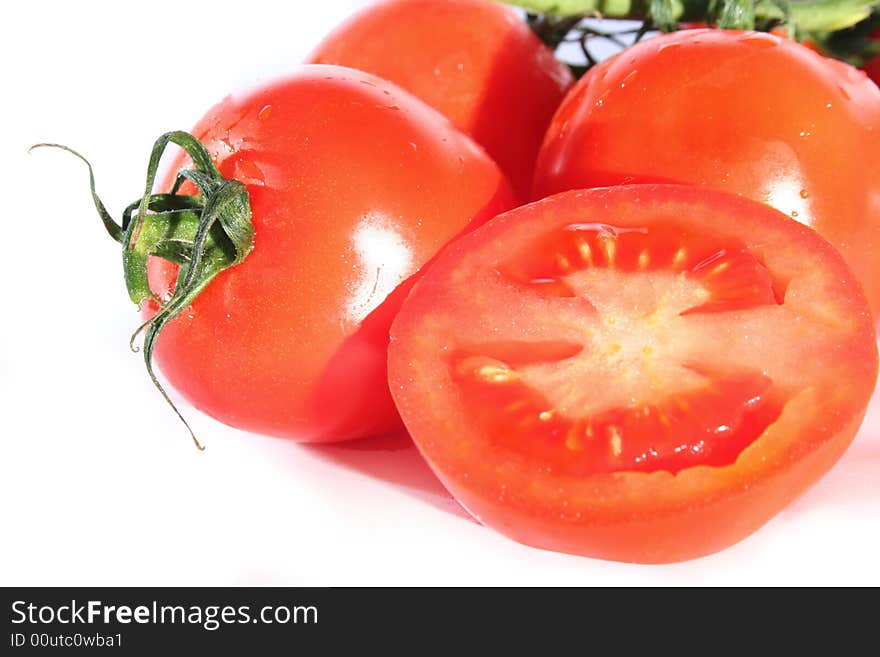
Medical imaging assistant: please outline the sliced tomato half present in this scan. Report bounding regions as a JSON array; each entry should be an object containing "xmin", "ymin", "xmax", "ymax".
[{"xmin": 388, "ymin": 185, "xmax": 878, "ymax": 563}]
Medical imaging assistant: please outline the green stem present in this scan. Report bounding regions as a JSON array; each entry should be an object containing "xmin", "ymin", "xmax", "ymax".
[
  {"xmin": 512, "ymin": 0, "xmax": 880, "ymax": 73},
  {"xmin": 30, "ymin": 134, "xmax": 255, "ymax": 450},
  {"xmin": 509, "ymin": 0, "xmax": 877, "ymax": 32}
]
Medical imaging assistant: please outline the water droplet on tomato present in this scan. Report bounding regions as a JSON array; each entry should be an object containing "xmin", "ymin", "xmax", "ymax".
[
  {"xmin": 837, "ymin": 85, "xmax": 851, "ymax": 101},
  {"xmin": 657, "ymin": 42, "xmax": 680, "ymax": 54},
  {"xmin": 799, "ymin": 189, "xmax": 809, "ymax": 199},
  {"xmin": 791, "ymin": 210, "xmax": 799, "ymax": 218},
  {"xmin": 258, "ymin": 104, "xmax": 271, "ymax": 120},
  {"xmin": 620, "ymin": 70, "xmax": 638, "ymax": 89}
]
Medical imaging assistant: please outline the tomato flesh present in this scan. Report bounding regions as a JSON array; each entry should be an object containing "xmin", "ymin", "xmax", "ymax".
[
  {"xmin": 451, "ymin": 219, "xmax": 789, "ymax": 475},
  {"xmin": 388, "ymin": 186, "xmax": 878, "ymax": 563},
  {"xmin": 454, "ymin": 350, "xmax": 782, "ymax": 475}
]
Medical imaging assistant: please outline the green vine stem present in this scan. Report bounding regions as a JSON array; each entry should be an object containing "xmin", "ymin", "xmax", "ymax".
[
  {"xmin": 511, "ymin": 0, "xmax": 875, "ymax": 26},
  {"xmin": 30, "ymin": 133, "xmax": 254, "ymax": 450},
  {"xmin": 514, "ymin": 0, "xmax": 880, "ymax": 70}
]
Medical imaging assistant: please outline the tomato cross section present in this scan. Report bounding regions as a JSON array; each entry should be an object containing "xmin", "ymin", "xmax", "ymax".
[{"xmin": 389, "ymin": 185, "xmax": 878, "ymax": 562}]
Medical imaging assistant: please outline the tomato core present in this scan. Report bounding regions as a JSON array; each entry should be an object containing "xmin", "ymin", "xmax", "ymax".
[{"xmin": 449, "ymin": 221, "xmax": 789, "ymax": 475}]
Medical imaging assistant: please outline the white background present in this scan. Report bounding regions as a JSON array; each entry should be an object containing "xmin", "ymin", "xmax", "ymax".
[{"xmin": 2, "ymin": 0, "xmax": 879, "ymax": 586}]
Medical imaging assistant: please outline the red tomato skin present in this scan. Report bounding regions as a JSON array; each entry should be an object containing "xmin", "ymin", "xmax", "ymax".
[
  {"xmin": 145, "ymin": 65, "xmax": 515, "ymax": 442},
  {"xmin": 388, "ymin": 185, "xmax": 878, "ymax": 563},
  {"xmin": 534, "ymin": 29, "xmax": 880, "ymax": 322},
  {"xmin": 307, "ymin": 0, "xmax": 574, "ymax": 200}
]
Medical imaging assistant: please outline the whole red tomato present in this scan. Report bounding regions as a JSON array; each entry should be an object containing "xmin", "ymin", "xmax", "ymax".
[
  {"xmin": 146, "ymin": 65, "xmax": 515, "ymax": 441},
  {"xmin": 307, "ymin": 0, "xmax": 574, "ymax": 199},
  {"xmin": 534, "ymin": 29, "xmax": 880, "ymax": 321}
]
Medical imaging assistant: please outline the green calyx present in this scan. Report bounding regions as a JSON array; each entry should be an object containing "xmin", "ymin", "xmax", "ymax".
[{"xmin": 31, "ymin": 132, "xmax": 255, "ymax": 450}]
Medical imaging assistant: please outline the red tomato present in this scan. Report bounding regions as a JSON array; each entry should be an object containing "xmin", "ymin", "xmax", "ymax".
[
  {"xmin": 388, "ymin": 185, "xmax": 878, "ymax": 563},
  {"xmin": 534, "ymin": 29, "xmax": 880, "ymax": 322},
  {"xmin": 146, "ymin": 65, "xmax": 515, "ymax": 441},
  {"xmin": 306, "ymin": 0, "xmax": 574, "ymax": 199}
]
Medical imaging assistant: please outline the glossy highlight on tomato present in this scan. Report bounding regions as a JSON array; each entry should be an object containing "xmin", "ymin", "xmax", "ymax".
[
  {"xmin": 307, "ymin": 0, "xmax": 573, "ymax": 199},
  {"xmin": 388, "ymin": 185, "xmax": 878, "ymax": 563},
  {"xmin": 146, "ymin": 65, "xmax": 515, "ymax": 442},
  {"xmin": 534, "ymin": 29, "xmax": 880, "ymax": 322}
]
